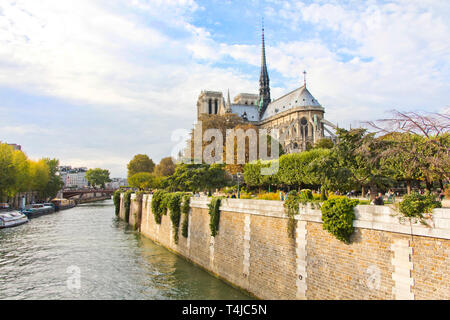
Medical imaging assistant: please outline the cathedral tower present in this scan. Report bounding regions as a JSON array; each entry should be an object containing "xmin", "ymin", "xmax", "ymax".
[{"xmin": 258, "ymin": 22, "xmax": 271, "ymax": 118}]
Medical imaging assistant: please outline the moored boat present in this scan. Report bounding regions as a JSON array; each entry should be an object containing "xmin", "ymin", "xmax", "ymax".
[
  {"xmin": 0, "ymin": 211, "xmax": 29, "ymax": 229},
  {"xmin": 51, "ymin": 198, "xmax": 76, "ymax": 211},
  {"xmin": 22, "ymin": 203, "xmax": 55, "ymax": 219}
]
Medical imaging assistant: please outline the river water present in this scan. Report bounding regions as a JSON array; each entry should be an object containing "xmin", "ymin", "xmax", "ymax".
[{"xmin": 0, "ymin": 200, "xmax": 251, "ymax": 300}]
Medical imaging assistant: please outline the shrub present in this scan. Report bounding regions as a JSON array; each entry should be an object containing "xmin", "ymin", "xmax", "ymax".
[
  {"xmin": 445, "ymin": 185, "xmax": 450, "ymax": 200},
  {"xmin": 239, "ymin": 191, "xmax": 254, "ymax": 199},
  {"xmin": 208, "ymin": 197, "xmax": 222, "ymax": 237},
  {"xmin": 256, "ymin": 192, "xmax": 280, "ymax": 201},
  {"xmin": 284, "ymin": 190, "xmax": 300, "ymax": 238},
  {"xmin": 113, "ymin": 190, "xmax": 121, "ymax": 215},
  {"xmin": 299, "ymin": 189, "xmax": 313, "ymax": 204},
  {"xmin": 321, "ymin": 197, "xmax": 359, "ymax": 243},
  {"xmin": 399, "ymin": 192, "xmax": 441, "ymax": 218}
]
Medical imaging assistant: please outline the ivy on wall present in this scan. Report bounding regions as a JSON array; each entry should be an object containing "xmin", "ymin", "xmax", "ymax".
[
  {"xmin": 321, "ymin": 197, "xmax": 358, "ymax": 243},
  {"xmin": 168, "ymin": 192, "xmax": 183, "ymax": 244},
  {"xmin": 284, "ymin": 190, "xmax": 300, "ymax": 238},
  {"xmin": 151, "ymin": 190, "xmax": 168, "ymax": 224},
  {"xmin": 123, "ymin": 190, "xmax": 133, "ymax": 223},
  {"xmin": 113, "ymin": 190, "xmax": 121, "ymax": 216},
  {"xmin": 208, "ymin": 197, "xmax": 223, "ymax": 237},
  {"xmin": 181, "ymin": 194, "xmax": 190, "ymax": 238}
]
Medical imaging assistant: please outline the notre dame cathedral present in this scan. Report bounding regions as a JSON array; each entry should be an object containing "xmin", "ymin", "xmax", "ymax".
[{"xmin": 192, "ymin": 26, "xmax": 337, "ymax": 155}]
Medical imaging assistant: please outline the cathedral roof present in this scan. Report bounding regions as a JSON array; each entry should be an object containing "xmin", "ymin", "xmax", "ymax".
[
  {"xmin": 261, "ymin": 85, "xmax": 323, "ymax": 120},
  {"xmin": 231, "ymin": 104, "xmax": 259, "ymax": 122}
]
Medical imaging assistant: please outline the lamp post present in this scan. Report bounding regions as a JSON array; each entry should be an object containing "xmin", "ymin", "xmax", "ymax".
[{"xmin": 237, "ymin": 172, "xmax": 241, "ymax": 199}]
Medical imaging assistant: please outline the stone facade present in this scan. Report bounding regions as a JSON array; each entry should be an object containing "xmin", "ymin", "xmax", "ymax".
[{"xmin": 121, "ymin": 195, "xmax": 450, "ymax": 300}]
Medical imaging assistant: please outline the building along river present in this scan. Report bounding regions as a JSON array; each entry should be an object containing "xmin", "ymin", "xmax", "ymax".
[{"xmin": 0, "ymin": 199, "xmax": 252, "ymax": 300}]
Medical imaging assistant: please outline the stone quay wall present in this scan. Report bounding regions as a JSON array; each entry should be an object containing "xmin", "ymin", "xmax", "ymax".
[{"xmin": 119, "ymin": 194, "xmax": 450, "ymax": 300}]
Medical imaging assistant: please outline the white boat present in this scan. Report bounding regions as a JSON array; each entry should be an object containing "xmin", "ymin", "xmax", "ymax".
[{"xmin": 0, "ymin": 211, "xmax": 29, "ymax": 229}]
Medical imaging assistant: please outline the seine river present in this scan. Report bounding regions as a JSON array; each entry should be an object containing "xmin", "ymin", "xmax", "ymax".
[{"xmin": 0, "ymin": 200, "xmax": 251, "ymax": 300}]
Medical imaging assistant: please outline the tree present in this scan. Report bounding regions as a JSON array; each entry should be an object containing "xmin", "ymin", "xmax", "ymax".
[
  {"xmin": 379, "ymin": 133, "xmax": 423, "ymax": 194},
  {"xmin": 154, "ymin": 157, "xmax": 176, "ymax": 177},
  {"xmin": 367, "ymin": 110, "xmax": 450, "ymax": 191},
  {"xmin": 328, "ymin": 128, "xmax": 392, "ymax": 199},
  {"xmin": 86, "ymin": 168, "xmax": 111, "ymax": 188},
  {"xmin": 12, "ymin": 149, "xmax": 31, "ymax": 195},
  {"xmin": 29, "ymin": 159, "xmax": 50, "ymax": 196},
  {"xmin": 42, "ymin": 158, "xmax": 64, "ymax": 199},
  {"xmin": 0, "ymin": 143, "xmax": 17, "ymax": 200},
  {"xmin": 128, "ymin": 172, "xmax": 155, "ymax": 190},
  {"xmin": 127, "ymin": 154, "xmax": 155, "ymax": 178},
  {"xmin": 165, "ymin": 163, "xmax": 229, "ymax": 193},
  {"xmin": 314, "ymin": 138, "xmax": 334, "ymax": 149}
]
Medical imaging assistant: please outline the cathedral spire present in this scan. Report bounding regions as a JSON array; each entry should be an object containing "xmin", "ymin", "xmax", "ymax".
[
  {"xmin": 259, "ymin": 18, "xmax": 270, "ymax": 118},
  {"xmin": 225, "ymin": 89, "xmax": 232, "ymax": 113}
]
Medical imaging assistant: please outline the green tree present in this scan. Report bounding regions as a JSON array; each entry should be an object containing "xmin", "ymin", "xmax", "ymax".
[
  {"xmin": 314, "ymin": 138, "xmax": 334, "ymax": 149},
  {"xmin": 165, "ymin": 163, "xmax": 229, "ymax": 193},
  {"xmin": 42, "ymin": 158, "xmax": 64, "ymax": 199},
  {"xmin": 86, "ymin": 168, "xmax": 111, "ymax": 188},
  {"xmin": 328, "ymin": 128, "xmax": 392, "ymax": 199},
  {"xmin": 12, "ymin": 149, "xmax": 31, "ymax": 195},
  {"xmin": 29, "ymin": 159, "xmax": 50, "ymax": 196},
  {"xmin": 127, "ymin": 154, "xmax": 155, "ymax": 178},
  {"xmin": 0, "ymin": 143, "xmax": 17, "ymax": 200},
  {"xmin": 128, "ymin": 172, "xmax": 155, "ymax": 190},
  {"xmin": 154, "ymin": 157, "xmax": 176, "ymax": 177}
]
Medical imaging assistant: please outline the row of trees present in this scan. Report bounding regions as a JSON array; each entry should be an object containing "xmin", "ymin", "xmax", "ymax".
[
  {"xmin": 243, "ymin": 113, "xmax": 449, "ymax": 199},
  {"xmin": 85, "ymin": 168, "xmax": 111, "ymax": 189},
  {"xmin": 126, "ymin": 154, "xmax": 177, "ymax": 190},
  {"xmin": 123, "ymin": 111, "xmax": 448, "ymax": 199},
  {"xmin": 0, "ymin": 143, "xmax": 64, "ymax": 201}
]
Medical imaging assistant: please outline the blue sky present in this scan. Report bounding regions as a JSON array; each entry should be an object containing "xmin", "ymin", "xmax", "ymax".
[{"xmin": 1, "ymin": 0, "xmax": 449, "ymax": 177}]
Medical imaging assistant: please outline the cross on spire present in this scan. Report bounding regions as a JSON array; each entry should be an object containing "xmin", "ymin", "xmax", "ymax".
[{"xmin": 303, "ymin": 70, "xmax": 307, "ymax": 87}]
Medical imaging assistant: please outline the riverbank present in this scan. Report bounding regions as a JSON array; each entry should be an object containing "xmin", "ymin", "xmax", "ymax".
[{"xmin": 120, "ymin": 193, "xmax": 450, "ymax": 300}]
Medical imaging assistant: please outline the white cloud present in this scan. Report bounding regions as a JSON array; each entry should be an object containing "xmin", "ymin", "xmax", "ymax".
[{"xmin": 1, "ymin": 0, "xmax": 449, "ymax": 176}]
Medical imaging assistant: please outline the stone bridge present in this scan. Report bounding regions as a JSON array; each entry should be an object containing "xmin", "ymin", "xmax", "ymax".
[{"xmin": 62, "ymin": 189, "xmax": 116, "ymax": 203}]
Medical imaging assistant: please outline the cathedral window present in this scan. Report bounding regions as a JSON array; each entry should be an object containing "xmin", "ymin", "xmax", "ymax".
[
  {"xmin": 208, "ymin": 99, "xmax": 212, "ymax": 114},
  {"xmin": 214, "ymin": 99, "xmax": 218, "ymax": 114}
]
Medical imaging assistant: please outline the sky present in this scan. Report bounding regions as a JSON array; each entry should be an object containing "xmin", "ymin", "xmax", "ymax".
[{"xmin": 0, "ymin": 0, "xmax": 449, "ymax": 177}]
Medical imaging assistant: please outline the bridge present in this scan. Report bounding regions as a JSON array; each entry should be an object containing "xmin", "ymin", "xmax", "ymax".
[{"xmin": 61, "ymin": 189, "xmax": 116, "ymax": 203}]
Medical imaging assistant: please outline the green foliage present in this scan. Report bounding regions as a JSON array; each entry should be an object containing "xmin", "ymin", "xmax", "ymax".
[
  {"xmin": 151, "ymin": 190, "xmax": 167, "ymax": 224},
  {"xmin": 299, "ymin": 189, "xmax": 313, "ymax": 204},
  {"xmin": 399, "ymin": 192, "xmax": 442, "ymax": 218},
  {"xmin": 154, "ymin": 157, "xmax": 176, "ymax": 177},
  {"xmin": 181, "ymin": 194, "xmax": 190, "ymax": 238},
  {"xmin": 168, "ymin": 192, "xmax": 183, "ymax": 244},
  {"xmin": 123, "ymin": 190, "xmax": 133, "ymax": 223},
  {"xmin": 86, "ymin": 168, "xmax": 111, "ymax": 188},
  {"xmin": 127, "ymin": 154, "xmax": 155, "ymax": 178},
  {"xmin": 128, "ymin": 172, "xmax": 155, "ymax": 190},
  {"xmin": 165, "ymin": 163, "xmax": 229, "ymax": 193},
  {"xmin": 321, "ymin": 197, "xmax": 359, "ymax": 243},
  {"xmin": 208, "ymin": 197, "xmax": 223, "ymax": 237},
  {"xmin": 41, "ymin": 158, "xmax": 64, "ymax": 199},
  {"xmin": 113, "ymin": 190, "xmax": 121, "ymax": 215},
  {"xmin": 320, "ymin": 186, "xmax": 328, "ymax": 201},
  {"xmin": 284, "ymin": 190, "xmax": 300, "ymax": 238},
  {"xmin": 314, "ymin": 138, "xmax": 334, "ymax": 149},
  {"xmin": 0, "ymin": 143, "xmax": 66, "ymax": 202}
]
